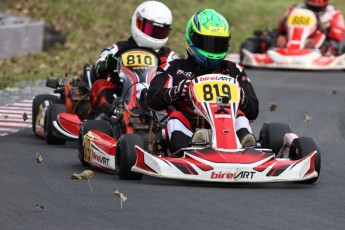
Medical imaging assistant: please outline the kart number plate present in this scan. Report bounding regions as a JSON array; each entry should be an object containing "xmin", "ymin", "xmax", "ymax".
[
  {"xmin": 288, "ymin": 14, "xmax": 315, "ymax": 26},
  {"xmin": 121, "ymin": 50, "xmax": 157, "ymax": 67},
  {"xmin": 194, "ymin": 81, "xmax": 239, "ymax": 103},
  {"xmin": 83, "ymin": 132, "xmax": 93, "ymax": 163}
]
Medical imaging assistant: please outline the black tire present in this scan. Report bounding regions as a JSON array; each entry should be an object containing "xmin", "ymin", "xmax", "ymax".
[
  {"xmin": 113, "ymin": 122, "xmax": 125, "ymax": 140},
  {"xmin": 32, "ymin": 94, "xmax": 58, "ymax": 134},
  {"xmin": 259, "ymin": 123, "xmax": 292, "ymax": 155},
  {"xmin": 116, "ymin": 134, "xmax": 144, "ymax": 180},
  {"xmin": 78, "ymin": 120, "xmax": 113, "ymax": 166},
  {"xmin": 239, "ymin": 37, "xmax": 261, "ymax": 64},
  {"xmin": 45, "ymin": 104, "xmax": 67, "ymax": 145},
  {"xmin": 289, "ymin": 137, "xmax": 321, "ymax": 184}
]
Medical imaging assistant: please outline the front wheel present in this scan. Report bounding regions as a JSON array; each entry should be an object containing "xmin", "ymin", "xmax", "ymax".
[
  {"xmin": 259, "ymin": 123, "xmax": 292, "ymax": 155},
  {"xmin": 78, "ymin": 120, "xmax": 113, "ymax": 166},
  {"xmin": 289, "ymin": 137, "xmax": 321, "ymax": 184},
  {"xmin": 116, "ymin": 134, "xmax": 144, "ymax": 180},
  {"xmin": 32, "ymin": 94, "xmax": 58, "ymax": 134},
  {"xmin": 45, "ymin": 104, "xmax": 67, "ymax": 145}
]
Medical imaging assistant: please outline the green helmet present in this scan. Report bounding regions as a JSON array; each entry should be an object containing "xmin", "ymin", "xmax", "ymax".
[{"xmin": 185, "ymin": 9, "xmax": 231, "ymax": 69}]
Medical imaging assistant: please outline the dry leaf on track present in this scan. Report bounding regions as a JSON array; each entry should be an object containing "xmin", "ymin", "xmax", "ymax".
[
  {"xmin": 71, "ymin": 170, "xmax": 94, "ymax": 191},
  {"xmin": 23, "ymin": 112, "xmax": 28, "ymax": 121},
  {"xmin": 304, "ymin": 114, "xmax": 312, "ymax": 123},
  {"xmin": 113, "ymin": 187, "xmax": 127, "ymax": 209},
  {"xmin": 269, "ymin": 103, "xmax": 278, "ymax": 112},
  {"xmin": 35, "ymin": 152, "xmax": 43, "ymax": 163},
  {"xmin": 35, "ymin": 203, "xmax": 44, "ymax": 209}
]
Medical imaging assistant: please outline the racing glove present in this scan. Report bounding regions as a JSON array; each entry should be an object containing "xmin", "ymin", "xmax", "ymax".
[
  {"xmin": 94, "ymin": 53, "xmax": 117, "ymax": 79},
  {"xmin": 165, "ymin": 79, "xmax": 191, "ymax": 103}
]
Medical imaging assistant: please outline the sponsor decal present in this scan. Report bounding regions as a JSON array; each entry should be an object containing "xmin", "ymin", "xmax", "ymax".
[
  {"xmin": 210, "ymin": 171, "xmax": 234, "ymax": 179},
  {"xmin": 176, "ymin": 69, "xmax": 194, "ymax": 79},
  {"xmin": 235, "ymin": 171, "xmax": 256, "ymax": 179},
  {"xmin": 92, "ymin": 152, "xmax": 110, "ymax": 166},
  {"xmin": 199, "ymin": 75, "xmax": 233, "ymax": 82}
]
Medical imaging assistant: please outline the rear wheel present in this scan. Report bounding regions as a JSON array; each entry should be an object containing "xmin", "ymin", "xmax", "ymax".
[
  {"xmin": 240, "ymin": 38, "xmax": 261, "ymax": 64},
  {"xmin": 78, "ymin": 120, "xmax": 113, "ymax": 166},
  {"xmin": 259, "ymin": 123, "xmax": 292, "ymax": 155},
  {"xmin": 289, "ymin": 137, "xmax": 321, "ymax": 184},
  {"xmin": 32, "ymin": 94, "xmax": 58, "ymax": 134},
  {"xmin": 116, "ymin": 134, "xmax": 144, "ymax": 180},
  {"xmin": 45, "ymin": 104, "xmax": 67, "ymax": 145}
]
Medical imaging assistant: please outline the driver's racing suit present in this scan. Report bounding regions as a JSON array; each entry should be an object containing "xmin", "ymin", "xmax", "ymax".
[
  {"xmin": 90, "ymin": 36, "xmax": 178, "ymax": 115},
  {"xmin": 147, "ymin": 56, "xmax": 259, "ymax": 153}
]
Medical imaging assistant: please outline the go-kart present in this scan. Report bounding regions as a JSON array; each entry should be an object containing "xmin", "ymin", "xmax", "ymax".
[
  {"xmin": 81, "ymin": 72, "xmax": 321, "ymax": 184},
  {"xmin": 77, "ymin": 47, "xmax": 165, "ymax": 178},
  {"xmin": 32, "ymin": 64, "xmax": 94, "ymax": 144},
  {"xmin": 240, "ymin": 8, "xmax": 345, "ymax": 70}
]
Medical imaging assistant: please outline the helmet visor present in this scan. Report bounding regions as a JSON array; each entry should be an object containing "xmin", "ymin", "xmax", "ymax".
[
  {"xmin": 190, "ymin": 31, "xmax": 230, "ymax": 53},
  {"xmin": 136, "ymin": 13, "xmax": 171, "ymax": 39}
]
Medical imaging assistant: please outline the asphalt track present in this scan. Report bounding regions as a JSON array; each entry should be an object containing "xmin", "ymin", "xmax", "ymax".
[{"xmin": 1, "ymin": 69, "xmax": 345, "ymax": 230}]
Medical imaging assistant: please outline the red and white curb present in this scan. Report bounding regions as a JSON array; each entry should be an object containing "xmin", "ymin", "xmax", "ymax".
[{"xmin": 0, "ymin": 99, "xmax": 32, "ymax": 137}]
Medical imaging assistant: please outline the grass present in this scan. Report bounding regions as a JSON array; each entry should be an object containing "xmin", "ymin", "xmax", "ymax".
[{"xmin": 0, "ymin": 0, "xmax": 344, "ymax": 89}]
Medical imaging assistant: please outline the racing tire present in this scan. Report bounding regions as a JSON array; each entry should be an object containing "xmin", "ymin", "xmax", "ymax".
[
  {"xmin": 259, "ymin": 122, "xmax": 292, "ymax": 155},
  {"xmin": 289, "ymin": 137, "xmax": 321, "ymax": 184},
  {"xmin": 45, "ymin": 104, "xmax": 67, "ymax": 145},
  {"xmin": 78, "ymin": 120, "xmax": 113, "ymax": 166},
  {"xmin": 112, "ymin": 122, "xmax": 125, "ymax": 141},
  {"xmin": 32, "ymin": 94, "xmax": 58, "ymax": 134},
  {"xmin": 239, "ymin": 38, "xmax": 261, "ymax": 64},
  {"xmin": 116, "ymin": 134, "xmax": 144, "ymax": 180}
]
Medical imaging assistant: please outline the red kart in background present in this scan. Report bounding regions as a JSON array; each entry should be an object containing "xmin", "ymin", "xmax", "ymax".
[
  {"xmin": 80, "ymin": 73, "xmax": 321, "ymax": 184},
  {"xmin": 240, "ymin": 8, "xmax": 345, "ymax": 70},
  {"xmin": 46, "ymin": 47, "xmax": 161, "ymax": 150},
  {"xmin": 32, "ymin": 64, "xmax": 94, "ymax": 144},
  {"xmin": 76, "ymin": 47, "xmax": 165, "ymax": 178}
]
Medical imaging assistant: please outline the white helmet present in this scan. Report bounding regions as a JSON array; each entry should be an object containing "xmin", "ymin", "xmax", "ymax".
[{"xmin": 131, "ymin": 1, "xmax": 172, "ymax": 51}]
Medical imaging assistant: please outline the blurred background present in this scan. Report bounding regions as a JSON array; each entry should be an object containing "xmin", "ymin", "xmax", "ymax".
[{"xmin": 0, "ymin": 0, "xmax": 344, "ymax": 89}]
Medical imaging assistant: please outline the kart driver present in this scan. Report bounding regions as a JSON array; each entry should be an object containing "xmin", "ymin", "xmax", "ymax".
[
  {"xmin": 147, "ymin": 9, "xmax": 259, "ymax": 153},
  {"xmin": 276, "ymin": 0, "xmax": 345, "ymax": 55},
  {"xmin": 90, "ymin": 1, "xmax": 178, "ymax": 116}
]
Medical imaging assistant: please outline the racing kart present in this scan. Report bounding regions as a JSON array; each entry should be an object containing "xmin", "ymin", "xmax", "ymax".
[
  {"xmin": 32, "ymin": 64, "xmax": 94, "ymax": 144},
  {"xmin": 240, "ymin": 8, "xmax": 345, "ymax": 70},
  {"xmin": 81, "ymin": 73, "xmax": 321, "ymax": 184},
  {"xmin": 77, "ymin": 47, "xmax": 164, "ymax": 178}
]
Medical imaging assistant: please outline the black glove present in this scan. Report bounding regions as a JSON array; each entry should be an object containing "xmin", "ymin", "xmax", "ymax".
[
  {"xmin": 239, "ymin": 87, "xmax": 248, "ymax": 109},
  {"xmin": 95, "ymin": 53, "xmax": 116, "ymax": 78},
  {"xmin": 165, "ymin": 79, "xmax": 191, "ymax": 103}
]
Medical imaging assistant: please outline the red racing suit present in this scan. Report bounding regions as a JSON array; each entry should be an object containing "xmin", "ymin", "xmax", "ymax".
[
  {"xmin": 147, "ymin": 57, "xmax": 259, "ymax": 153},
  {"xmin": 277, "ymin": 4, "xmax": 345, "ymax": 53},
  {"xmin": 90, "ymin": 36, "xmax": 178, "ymax": 115}
]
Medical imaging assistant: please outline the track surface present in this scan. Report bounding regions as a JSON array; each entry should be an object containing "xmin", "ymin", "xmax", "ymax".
[{"xmin": 1, "ymin": 69, "xmax": 345, "ymax": 230}]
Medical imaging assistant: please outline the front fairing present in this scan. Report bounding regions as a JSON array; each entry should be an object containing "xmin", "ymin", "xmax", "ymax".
[
  {"xmin": 117, "ymin": 48, "xmax": 158, "ymax": 110},
  {"xmin": 189, "ymin": 74, "xmax": 241, "ymax": 149},
  {"xmin": 285, "ymin": 8, "xmax": 318, "ymax": 49}
]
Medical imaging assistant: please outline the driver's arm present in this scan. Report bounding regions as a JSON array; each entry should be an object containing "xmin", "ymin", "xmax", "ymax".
[
  {"xmin": 147, "ymin": 66, "xmax": 172, "ymax": 111},
  {"xmin": 94, "ymin": 45, "xmax": 119, "ymax": 80},
  {"xmin": 237, "ymin": 71, "xmax": 259, "ymax": 121}
]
